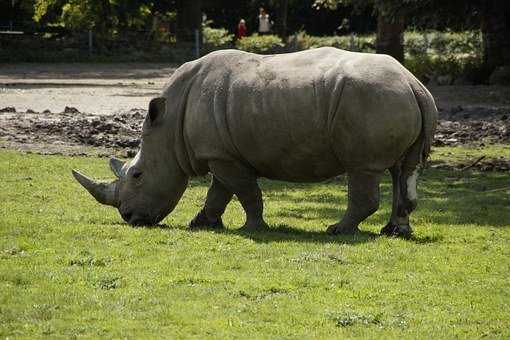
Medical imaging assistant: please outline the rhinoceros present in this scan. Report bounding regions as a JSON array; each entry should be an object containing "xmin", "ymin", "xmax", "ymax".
[{"xmin": 73, "ymin": 47, "xmax": 437, "ymax": 236}]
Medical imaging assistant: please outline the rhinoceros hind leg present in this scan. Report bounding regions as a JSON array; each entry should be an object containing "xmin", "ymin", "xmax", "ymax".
[
  {"xmin": 240, "ymin": 219, "xmax": 270, "ymax": 231},
  {"xmin": 381, "ymin": 165, "xmax": 417, "ymax": 237},
  {"xmin": 380, "ymin": 221, "xmax": 413, "ymax": 237},
  {"xmin": 189, "ymin": 176, "xmax": 232, "ymax": 229},
  {"xmin": 209, "ymin": 160, "xmax": 269, "ymax": 231},
  {"xmin": 328, "ymin": 171, "xmax": 382, "ymax": 235}
]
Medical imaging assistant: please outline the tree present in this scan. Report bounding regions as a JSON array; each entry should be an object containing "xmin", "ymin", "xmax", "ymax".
[
  {"xmin": 176, "ymin": 0, "xmax": 202, "ymax": 42},
  {"xmin": 314, "ymin": 0, "xmax": 405, "ymax": 62},
  {"xmin": 479, "ymin": 0, "xmax": 510, "ymax": 74},
  {"xmin": 375, "ymin": 5, "xmax": 404, "ymax": 62},
  {"xmin": 281, "ymin": 0, "xmax": 289, "ymax": 37},
  {"xmin": 33, "ymin": 0, "xmax": 152, "ymax": 34}
]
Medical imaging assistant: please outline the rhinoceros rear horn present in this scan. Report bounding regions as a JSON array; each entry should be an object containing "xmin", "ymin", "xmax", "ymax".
[
  {"xmin": 72, "ymin": 170, "xmax": 119, "ymax": 207},
  {"xmin": 109, "ymin": 157, "xmax": 126, "ymax": 178},
  {"xmin": 148, "ymin": 97, "xmax": 166, "ymax": 124}
]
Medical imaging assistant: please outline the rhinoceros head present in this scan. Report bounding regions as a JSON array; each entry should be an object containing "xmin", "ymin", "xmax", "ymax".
[{"xmin": 72, "ymin": 97, "xmax": 188, "ymax": 226}]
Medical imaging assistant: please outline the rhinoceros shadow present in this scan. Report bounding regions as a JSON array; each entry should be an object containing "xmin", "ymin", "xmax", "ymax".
[
  {"xmin": 193, "ymin": 224, "xmax": 438, "ymax": 245},
  {"xmin": 230, "ymin": 225, "xmax": 378, "ymax": 245}
]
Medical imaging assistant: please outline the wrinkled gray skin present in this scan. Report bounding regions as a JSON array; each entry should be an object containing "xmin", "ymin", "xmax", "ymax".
[{"xmin": 73, "ymin": 47, "xmax": 437, "ymax": 236}]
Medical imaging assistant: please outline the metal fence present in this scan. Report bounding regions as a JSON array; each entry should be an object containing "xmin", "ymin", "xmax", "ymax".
[{"xmin": 0, "ymin": 27, "xmax": 202, "ymax": 62}]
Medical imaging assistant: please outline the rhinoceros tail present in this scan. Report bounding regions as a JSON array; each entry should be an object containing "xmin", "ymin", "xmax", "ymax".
[
  {"xmin": 394, "ymin": 80, "xmax": 438, "ymax": 211},
  {"xmin": 410, "ymin": 80, "xmax": 438, "ymax": 163}
]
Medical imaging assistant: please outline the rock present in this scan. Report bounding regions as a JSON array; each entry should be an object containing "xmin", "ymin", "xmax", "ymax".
[
  {"xmin": 42, "ymin": 109, "xmax": 51, "ymax": 114},
  {"xmin": 26, "ymin": 109, "xmax": 36, "ymax": 113},
  {"xmin": 0, "ymin": 107, "xmax": 16, "ymax": 113},
  {"xmin": 63, "ymin": 106, "xmax": 80, "ymax": 114}
]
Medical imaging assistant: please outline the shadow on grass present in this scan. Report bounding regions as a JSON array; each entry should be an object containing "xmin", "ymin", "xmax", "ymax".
[
  {"xmin": 201, "ymin": 223, "xmax": 379, "ymax": 245},
  {"xmin": 186, "ymin": 223, "xmax": 444, "ymax": 245}
]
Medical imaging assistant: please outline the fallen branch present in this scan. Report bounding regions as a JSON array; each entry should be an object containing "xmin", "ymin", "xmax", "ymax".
[{"xmin": 460, "ymin": 156, "xmax": 485, "ymax": 171}]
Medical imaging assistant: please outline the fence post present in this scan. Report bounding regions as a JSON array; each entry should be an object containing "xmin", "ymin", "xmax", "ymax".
[
  {"xmin": 194, "ymin": 29, "xmax": 200, "ymax": 59},
  {"xmin": 88, "ymin": 29, "xmax": 93, "ymax": 56}
]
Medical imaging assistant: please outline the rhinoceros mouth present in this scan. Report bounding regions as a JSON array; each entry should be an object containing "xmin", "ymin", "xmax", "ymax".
[{"xmin": 121, "ymin": 210, "xmax": 162, "ymax": 226}]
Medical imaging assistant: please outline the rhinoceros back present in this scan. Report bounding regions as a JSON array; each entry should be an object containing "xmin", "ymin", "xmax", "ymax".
[{"xmin": 180, "ymin": 48, "xmax": 425, "ymax": 181}]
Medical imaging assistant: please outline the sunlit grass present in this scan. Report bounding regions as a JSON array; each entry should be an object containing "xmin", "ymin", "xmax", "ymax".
[{"xmin": 0, "ymin": 149, "xmax": 509, "ymax": 338}]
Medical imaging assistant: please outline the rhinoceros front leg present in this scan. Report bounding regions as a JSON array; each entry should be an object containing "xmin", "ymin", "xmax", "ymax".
[
  {"xmin": 209, "ymin": 160, "xmax": 269, "ymax": 231},
  {"xmin": 327, "ymin": 171, "xmax": 382, "ymax": 235},
  {"xmin": 189, "ymin": 176, "xmax": 233, "ymax": 229}
]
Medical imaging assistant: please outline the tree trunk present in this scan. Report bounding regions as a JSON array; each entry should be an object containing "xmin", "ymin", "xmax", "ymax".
[
  {"xmin": 376, "ymin": 13, "xmax": 404, "ymax": 63},
  {"xmin": 480, "ymin": 0, "xmax": 510, "ymax": 73},
  {"xmin": 176, "ymin": 0, "xmax": 202, "ymax": 42},
  {"xmin": 281, "ymin": 0, "xmax": 289, "ymax": 38}
]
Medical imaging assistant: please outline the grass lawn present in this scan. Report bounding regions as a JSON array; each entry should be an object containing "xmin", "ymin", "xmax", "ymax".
[{"xmin": 0, "ymin": 149, "xmax": 509, "ymax": 338}]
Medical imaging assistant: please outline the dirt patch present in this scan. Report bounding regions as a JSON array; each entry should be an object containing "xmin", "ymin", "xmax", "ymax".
[
  {"xmin": 0, "ymin": 109, "xmax": 144, "ymax": 157},
  {"xmin": 434, "ymin": 106, "xmax": 509, "ymax": 146}
]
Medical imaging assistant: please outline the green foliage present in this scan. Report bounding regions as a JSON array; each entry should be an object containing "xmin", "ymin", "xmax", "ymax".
[
  {"xmin": 236, "ymin": 34, "xmax": 285, "ymax": 54},
  {"xmin": 405, "ymin": 30, "xmax": 482, "ymax": 56},
  {"xmin": 33, "ymin": 0, "xmax": 61, "ymax": 23},
  {"xmin": 291, "ymin": 31, "xmax": 375, "ymax": 52},
  {"xmin": 1, "ymin": 149, "xmax": 509, "ymax": 337},
  {"xmin": 33, "ymin": 0, "xmax": 153, "ymax": 33},
  {"xmin": 202, "ymin": 20, "xmax": 234, "ymax": 48},
  {"xmin": 60, "ymin": 0, "xmax": 97, "ymax": 30},
  {"xmin": 203, "ymin": 27, "xmax": 234, "ymax": 47},
  {"xmin": 404, "ymin": 30, "xmax": 483, "ymax": 82}
]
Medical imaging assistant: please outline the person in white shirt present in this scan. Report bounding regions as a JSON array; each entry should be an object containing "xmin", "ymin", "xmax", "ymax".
[{"xmin": 258, "ymin": 7, "xmax": 271, "ymax": 35}]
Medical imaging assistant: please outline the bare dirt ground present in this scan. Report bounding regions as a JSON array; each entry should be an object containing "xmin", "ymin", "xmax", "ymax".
[
  {"xmin": 0, "ymin": 63, "xmax": 175, "ymax": 114},
  {"xmin": 1, "ymin": 63, "xmax": 509, "ymax": 171}
]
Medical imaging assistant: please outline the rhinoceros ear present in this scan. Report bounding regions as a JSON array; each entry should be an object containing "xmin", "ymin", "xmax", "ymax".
[{"xmin": 148, "ymin": 97, "xmax": 166, "ymax": 124}]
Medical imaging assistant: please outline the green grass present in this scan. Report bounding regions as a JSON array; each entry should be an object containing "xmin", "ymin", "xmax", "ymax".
[
  {"xmin": 430, "ymin": 144, "xmax": 509, "ymax": 164},
  {"xmin": 1, "ymin": 149, "xmax": 509, "ymax": 338}
]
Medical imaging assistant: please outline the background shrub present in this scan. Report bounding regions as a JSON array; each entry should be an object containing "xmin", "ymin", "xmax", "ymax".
[{"xmin": 235, "ymin": 34, "xmax": 284, "ymax": 54}]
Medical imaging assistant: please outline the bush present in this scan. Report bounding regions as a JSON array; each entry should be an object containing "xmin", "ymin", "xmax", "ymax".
[
  {"xmin": 405, "ymin": 54, "xmax": 482, "ymax": 84},
  {"xmin": 236, "ymin": 34, "xmax": 284, "ymax": 54},
  {"xmin": 290, "ymin": 31, "xmax": 375, "ymax": 53},
  {"xmin": 203, "ymin": 27, "xmax": 234, "ymax": 48}
]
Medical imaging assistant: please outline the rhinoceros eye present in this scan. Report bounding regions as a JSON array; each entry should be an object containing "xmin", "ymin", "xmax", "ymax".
[{"xmin": 128, "ymin": 167, "xmax": 143, "ymax": 179}]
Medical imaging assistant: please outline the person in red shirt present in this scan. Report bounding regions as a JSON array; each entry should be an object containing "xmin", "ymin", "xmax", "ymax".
[{"xmin": 236, "ymin": 19, "xmax": 247, "ymax": 40}]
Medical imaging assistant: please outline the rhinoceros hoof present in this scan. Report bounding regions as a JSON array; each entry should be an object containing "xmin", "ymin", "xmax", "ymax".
[
  {"xmin": 327, "ymin": 223, "xmax": 360, "ymax": 235},
  {"xmin": 189, "ymin": 211, "xmax": 224, "ymax": 229},
  {"xmin": 380, "ymin": 222, "xmax": 413, "ymax": 238}
]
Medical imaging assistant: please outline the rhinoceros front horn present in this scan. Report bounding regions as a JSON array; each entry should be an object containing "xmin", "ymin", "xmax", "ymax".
[{"xmin": 72, "ymin": 170, "xmax": 120, "ymax": 207}]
